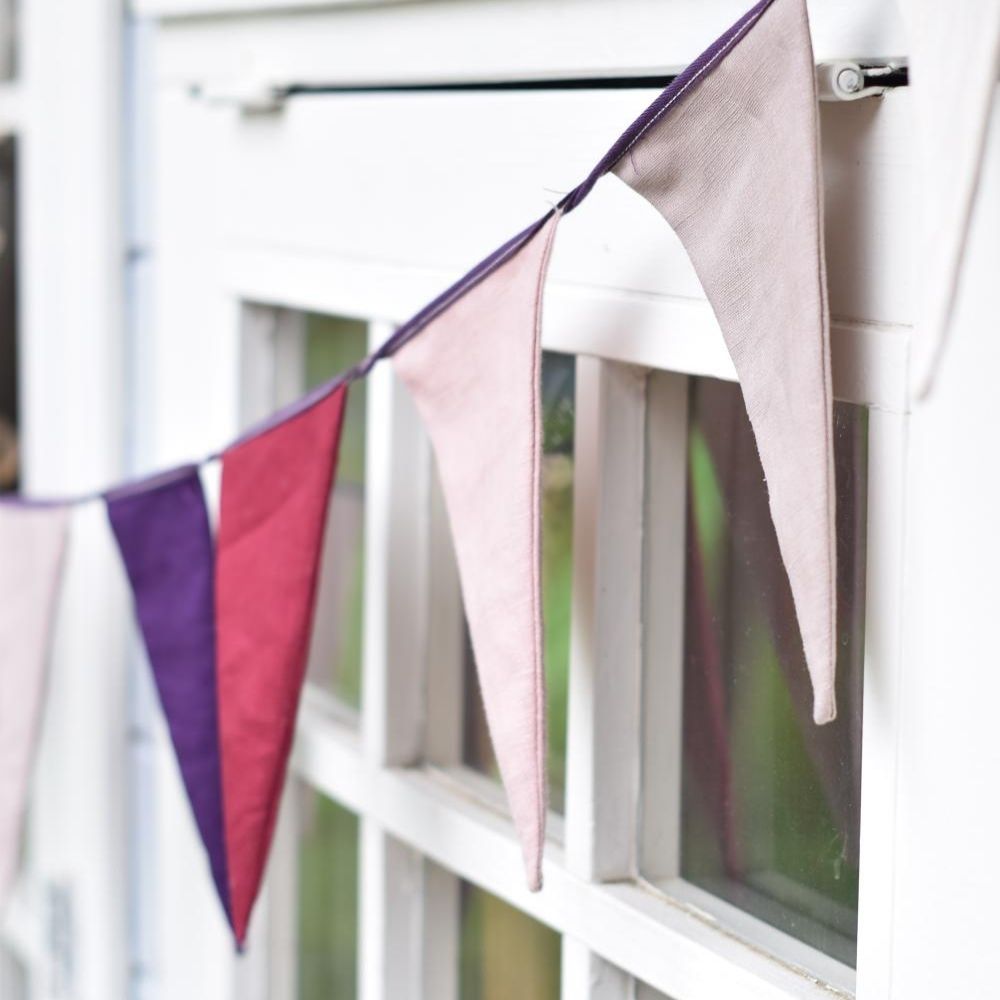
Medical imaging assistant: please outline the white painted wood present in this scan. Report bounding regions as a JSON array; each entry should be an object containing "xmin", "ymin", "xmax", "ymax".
[
  {"xmin": 419, "ymin": 471, "xmax": 463, "ymax": 1000},
  {"xmin": 289, "ymin": 705, "xmax": 852, "ymax": 1000},
  {"xmin": 8, "ymin": 2, "xmax": 129, "ymax": 997},
  {"xmin": 265, "ymin": 786, "xmax": 300, "ymax": 1000},
  {"xmin": 852, "ymin": 406, "xmax": 908, "ymax": 1000},
  {"xmin": 565, "ymin": 357, "xmax": 646, "ymax": 882},
  {"xmin": 562, "ymin": 357, "xmax": 647, "ymax": 998},
  {"xmin": 639, "ymin": 372, "xmax": 689, "ymax": 881},
  {"xmin": 226, "ymin": 249, "xmax": 911, "ymax": 414},
  {"xmin": 562, "ymin": 937, "xmax": 633, "ymax": 1000},
  {"xmin": 888, "ymin": 99, "xmax": 1000, "ymax": 1000},
  {"xmin": 356, "ymin": 321, "xmax": 439, "ymax": 999},
  {"xmin": 360, "ymin": 319, "xmax": 430, "ymax": 767},
  {"xmin": 141, "ymin": 0, "xmax": 906, "ymax": 86},
  {"xmin": 126, "ymin": 2, "xmax": 998, "ymax": 995},
  {"xmin": 421, "ymin": 860, "xmax": 459, "ymax": 1000},
  {"xmin": 175, "ymin": 89, "xmax": 918, "ymax": 331},
  {"xmin": 423, "ymin": 467, "xmax": 464, "ymax": 767},
  {"xmin": 657, "ymin": 879, "xmax": 854, "ymax": 997},
  {"xmin": 358, "ymin": 822, "xmax": 424, "ymax": 1000}
]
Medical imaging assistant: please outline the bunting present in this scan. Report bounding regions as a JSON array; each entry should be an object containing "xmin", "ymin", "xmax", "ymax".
[
  {"xmin": 106, "ymin": 466, "xmax": 229, "ymax": 920},
  {"xmin": 3, "ymin": 0, "xmax": 845, "ymax": 931},
  {"xmin": 217, "ymin": 385, "xmax": 348, "ymax": 946},
  {"xmin": 395, "ymin": 213, "xmax": 560, "ymax": 890},
  {"xmin": 0, "ymin": 502, "xmax": 70, "ymax": 911},
  {"xmin": 612, "ymin": 0, "xmax": 837, "ymax": 723}
]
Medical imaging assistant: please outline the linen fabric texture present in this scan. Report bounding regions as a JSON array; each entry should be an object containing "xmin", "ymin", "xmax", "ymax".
[
  {"xmin": 106, "ymin": 466, "xmax": 230, "ymax": 923},
  {"xmin": 0, "ymin": 503, "xmax": 70, "ymax": 912},
  {"xmin": 394, "ymin": 214, "xmax": 561, "ymax": 891},
  {"xmin": 613, "ymin": 0, "xmax": 838, "ymax": 723},
  {"xmin": 217, "ymin": 385, "xmax": 348, "ymax": 946}
]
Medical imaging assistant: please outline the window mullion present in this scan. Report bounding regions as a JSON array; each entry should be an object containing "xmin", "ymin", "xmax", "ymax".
[
  {"xmin": 562, "ymin": 356, "xmax": 646, "ymax": 997},
  {"xmin": 854, "ymin": 408, "xmax": 907, "ymax": 1000},
  {"xmin": 358, "ymin": 319, "xmax": 435, "ymax": 1000},
  {"xmin": 420, "ymin": 468, "xmax": 464, "ymax": 1000}
]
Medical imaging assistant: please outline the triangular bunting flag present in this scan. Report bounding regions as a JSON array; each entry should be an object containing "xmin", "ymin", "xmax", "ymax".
[
  {"xmin": 106, "ymin": 466, "xmax": 230, "ymax": 925},
  {"xmin": 898, "ymin": 0, "xmax": 1000, "ymax": 397},
  {"xmin": 0, "ymin": 502, "xmax": 70, "ymax": 911},
  {"xmin": 217, "ymin": 385, "xmax": 348, "ymax": 946},
  {"xmin": 394, "ymin": 213, "xmax": 561, "ymax": 890},
  {"xmin": 612, "ymin": 0, "xmax": 838, "ymax": 723}
]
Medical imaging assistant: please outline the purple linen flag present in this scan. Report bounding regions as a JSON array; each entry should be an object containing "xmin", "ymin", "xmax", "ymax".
[
  {"xmin": 0, "ymin": 501, "xmax": 70, "ymax": 912},
  {"xmin": 106, "ymin": 466, "xmax": 230, "ymax": 923},
  {"xmin": 612, "ymin": 0, "xmax": 838, "ymax": 722}
]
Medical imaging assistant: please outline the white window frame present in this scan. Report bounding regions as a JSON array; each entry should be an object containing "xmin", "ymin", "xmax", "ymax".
[
  {"xmin": 226, "ymin": 258, "xmax": 908, "ymax": 1000},
  {"xmin": 138, "ymin": 5, "xmax": 922, "ymax": 996}
]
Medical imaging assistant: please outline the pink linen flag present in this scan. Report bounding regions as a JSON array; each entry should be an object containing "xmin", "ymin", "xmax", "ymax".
[
  {"xmin": 0, "ymin": 502, "xmax": 70, "ymax": 911},
  {"xmin": 612, "ymin": 0, "xmax": 838, "ymax": 723},
  {"xmin": 394, "ymin": 213, "xmax": 560, "ymax": 890}
]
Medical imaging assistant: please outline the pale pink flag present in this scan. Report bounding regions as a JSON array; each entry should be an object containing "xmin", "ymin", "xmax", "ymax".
[
  {"xmin": 613, "ymin": 0, "xmax": 837, "ymax": 723},
  {"xmin": 395, "ymin": 214, "xmax": 560, "ymax": 888},
  {"xmin": 0, "ymin": 503, "xmax": 70, "ymax": 911}
]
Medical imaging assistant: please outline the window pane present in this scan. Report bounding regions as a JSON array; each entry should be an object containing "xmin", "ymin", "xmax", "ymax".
[
  {"xmin": 462, "ymin": 351, "xmax": 575, "ymax": 813},
  {"xmin": 297, "ymin": 785, "xmax": 359, "ymax": 1000},
  {"xmin": 678, "ymin": 377, "xmax": 866, "ymax": 966},
  {"xmin": 303, "ymin": 315, "xmax": 368, "ymax": 709},
  {"xmin": 460, "ymin": 881, "xmax": 561, "ymax": 1000}
]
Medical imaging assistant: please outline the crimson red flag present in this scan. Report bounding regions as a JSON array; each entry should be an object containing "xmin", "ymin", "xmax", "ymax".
[{"xmin": 216, "ymin": 385, "xmax": 348, "ymax": 946}]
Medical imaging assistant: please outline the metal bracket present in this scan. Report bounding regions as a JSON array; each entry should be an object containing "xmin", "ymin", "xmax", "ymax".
[
  {"xmin": 193, "ymin": 81, "xmax": 288, "ymax": 115},
  {"xmin": 816, "ymin": 61, "xmax": 907, "ymax": 101}
]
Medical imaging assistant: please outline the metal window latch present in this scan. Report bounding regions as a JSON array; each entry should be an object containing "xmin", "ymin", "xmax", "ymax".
[
  {"xmin": 816, "ymin": 61, "xmax": 908, "ymax": 101},
  {"xmin": 192, "ymin": 81, "xmax": 288, "ymax": 115}
]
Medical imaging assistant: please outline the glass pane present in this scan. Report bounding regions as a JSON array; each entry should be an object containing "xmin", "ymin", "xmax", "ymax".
[
  {"xmin": 462, "ymin": 351, "xmax": 575, "ymax": 813},
  {"xmin": 304, "ymin": 314, "xmax": 368, "ymax": 709},
  {"xmin": 297, "ymin": 785, "xmax": 359, "ymax": 1000},
  {"xmin": 460, "ymin": 881, "xmax": 561, "ymax": 1000},
  {"xmin": 679, "ymin": 377, "xmax": 866, "ymax": 966}
]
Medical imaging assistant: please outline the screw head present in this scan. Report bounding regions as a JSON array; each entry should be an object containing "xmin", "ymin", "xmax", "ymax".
[{"xmin": 837, "ymin": 67, "xmax": 863, "ymax": 94}]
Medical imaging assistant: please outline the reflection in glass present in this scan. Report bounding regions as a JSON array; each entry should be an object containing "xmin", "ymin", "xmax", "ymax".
[
  {"xmin": 462, "ymin": 351, "xmax": 575, "ymax": 813},
  {"xmin": 679, "ymin": 377, "xmax": 867, "ymax": 966},
  {"xmin": 297, "ymin": 785, "xmax": 359, "ymax": 1000},
  {"xmin": 304, "ymin": 315, "xmax": 368, "ymax": 709},
  {"xmin": 460, "ymin": 881, "xmax": 561, "ymax": 1000}
]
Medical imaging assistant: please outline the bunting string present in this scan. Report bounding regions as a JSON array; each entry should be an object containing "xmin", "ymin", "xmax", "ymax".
[{"xmin": 1, "ymin": 0, "xmax": 845, "ymax": 949}]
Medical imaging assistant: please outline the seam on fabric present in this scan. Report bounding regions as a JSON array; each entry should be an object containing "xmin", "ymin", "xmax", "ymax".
[
  {"xmin": 529, "ymin": 213, "xmax": 561, "ymax": 885},
  {"xmin": 803, "ymin": 0, "xmax": 838, "ymax": 724},
  {"xmin": 617, "ymin": 4, "xmax": 769, "ymax": 166}
]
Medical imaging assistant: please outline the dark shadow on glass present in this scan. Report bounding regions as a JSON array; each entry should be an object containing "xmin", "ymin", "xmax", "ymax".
[{"xmin": 680, "ymin": 377, "xmax": 867, "ymax": 967}]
